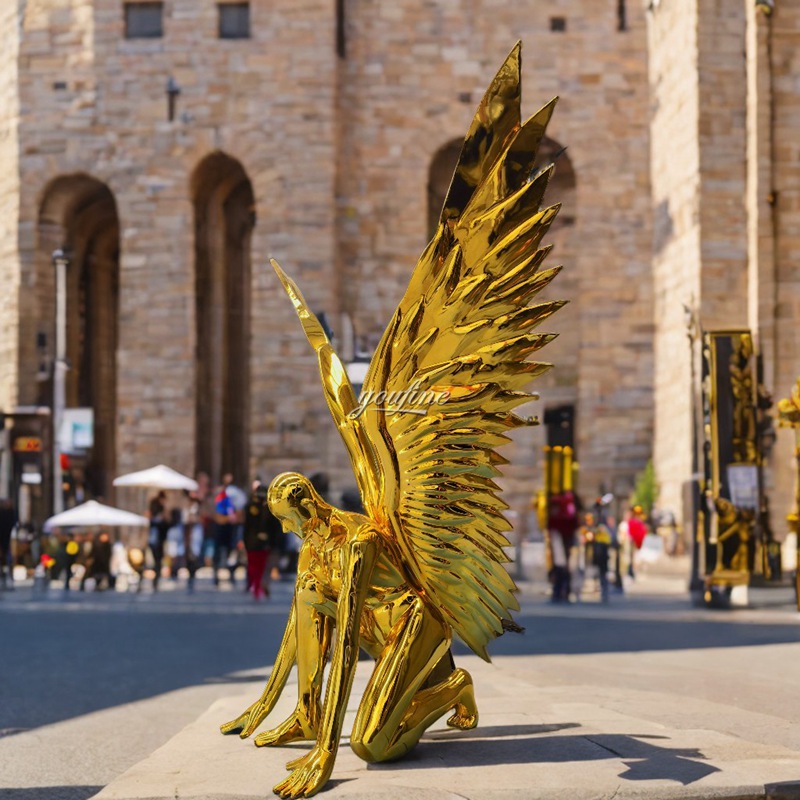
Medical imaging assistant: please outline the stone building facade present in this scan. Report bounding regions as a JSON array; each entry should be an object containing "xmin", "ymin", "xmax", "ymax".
[
  {"xmin": 648, "ymin": 0, "xmax": 800, "ymax": 532},
  {"xmin": 0, "ymin": 0, "xmax": 796, "ymax": 538}
]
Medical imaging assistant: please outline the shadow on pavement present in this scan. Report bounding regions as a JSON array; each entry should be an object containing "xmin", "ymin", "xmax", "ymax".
[
  {"xmin": 388, "ymin": 727, "xmax": 720, "ymax": 785},
  {"xmin": 0, "ymin": 787, "xmax": 103, "ymax": 800},
  {"xmin": 427, "ymin": 722, "xmax": 582, "ymax": 740}
]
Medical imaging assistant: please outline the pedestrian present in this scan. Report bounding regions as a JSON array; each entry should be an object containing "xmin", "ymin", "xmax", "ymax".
[
  {"xmin": 0, "ymin": 498, "xmax": 17, "ymax": 590},
  {"xmin": 80, "ymin": 530, "xmax": 113, "ymax": 591},
  {"xmin": 340, "ymin": 488, "xmax": 364, "ymax": 514},
  {"xmin": 309, "ymin": 472, "xmax": 330, "ymax": 502},
  {"xmin": 213, "ymin": 483, "xmax": 238, "ymax": 586},
  {"xmin": 145, "ymin": 490, "xmax": 170, "ymax": 591},
  {"xmin": 183, "ymin": 490, "xmax": 204, "ymax": 592},
  {"xmin": 163, "ymin": 508, "xmax": 179, "ymax": 579},
  {"xmin": 583, "ymin": 512, "xmax": 612, "ymax": 603},
  {"xmin": 546, "ymin": 490, "xmax": 579, "ymax": 603},
  {"xmin": 243, "ymin": 481, "xmax": 272, "ymax": 599},
  {"xmin": 60, "ymin": 532, "xmax": 80, "ymax": 591},
  {"xmin": 627, "ymin": 505, "xmax": 648, "ymax": 579},
  {"xmin": 265, "ymin": 500, "xmax": 284, "ymax": 591},
  {"xmin": 657, "ymin": 507, "xmax": 680, "ymax": 556},
  {"xmin": 196, "ymin": 471, "xmax": 216, "ymax": 564}
]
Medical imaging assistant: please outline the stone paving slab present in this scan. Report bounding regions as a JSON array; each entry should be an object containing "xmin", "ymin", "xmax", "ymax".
[{"xmin": 92, "ymin": 653, "xmax": 800, "ymax": 800}]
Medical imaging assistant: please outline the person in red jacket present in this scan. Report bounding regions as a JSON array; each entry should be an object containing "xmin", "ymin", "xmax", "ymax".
[
  {"xmin": 626, "ymin": 505, "xmax": 648, "ymax": 578},
  {"xmin": 547, "ymin": 490, "xmax": 580, "ymax": 602}
]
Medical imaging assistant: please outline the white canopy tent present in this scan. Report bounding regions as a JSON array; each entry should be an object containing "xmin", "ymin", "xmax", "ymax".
[
  {"xmin": 112, "ymin": 464, "xmax": 199, "ymax": 492},
  {"xmin": 44, "ymin": 500, "xmax": 149, "ymax": 531}
]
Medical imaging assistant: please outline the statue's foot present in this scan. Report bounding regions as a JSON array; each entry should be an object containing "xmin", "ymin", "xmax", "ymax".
[
  {"xmin": 255, "ymin": 710, "xmax": 316, "ymax": 747},
  {"xmin": 446, "ymin": 670, "xmax": 478, "ymax": 730}
]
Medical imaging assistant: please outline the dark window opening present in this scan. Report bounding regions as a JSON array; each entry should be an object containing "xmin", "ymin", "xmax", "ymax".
[
  {"xmin": 219, "ymin": 3, "xmax": 250, "ymax": 39},
  {"xmin": 549, "ymin": 16, "xmax": 566, "ymax": 32},
  {"xmin": 336, "ymin": 0, "xmax": 346, "ymax": 58},
  {"xmin": 544, "ymin": 405, "xmax": 575, "ymax": 449},
  {"xmin": 617, "ymin": 0, "xmax": 627, "ymax": 31},
  {"xmin": 124, "ymin": 2, "xmax": 164, "ymax": 39}
]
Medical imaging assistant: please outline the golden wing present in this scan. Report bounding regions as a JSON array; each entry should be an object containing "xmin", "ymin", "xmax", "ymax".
[{"xmin": 358, "ymin": 43, "xmax": 565, "ymax": 660}]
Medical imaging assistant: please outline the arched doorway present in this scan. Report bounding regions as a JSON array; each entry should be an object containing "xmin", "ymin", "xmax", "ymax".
[
  {"xmin": 426, "ymin": 132, "xmax": 577, "ymax": 510},
  {"xmin": 427, "ymin": 135, "xmax": 575, "ymax": 237},
  {"xmin": 427, "ymin": 140, "xmax": 462, "ymax": 240},
  {"xmin": 37, "ymin": 174, "xmax": 120, "ymax": 501},
  {"xmin": 533, "ymin": 135, "xmax": 576, "ymax": 229},
  {"xmin": 191, "ymin": 152, "xmax": 255, "ymax": 485}
]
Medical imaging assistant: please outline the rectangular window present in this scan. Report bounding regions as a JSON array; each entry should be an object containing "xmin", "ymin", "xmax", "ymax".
[
  {"xmin": 125, "ymin": 2, "xmax": 164, "ymax": 39},
  {"xmin": 549, "ymin": 17, "xmax": 567, "ymax": 32},
  {"xmin": 219, "ymin": 3, "xmax": 250, "ymax": 39},
  {"xmin": 336, "ymin": 0, "xmax": 345, "ymax": 58}
]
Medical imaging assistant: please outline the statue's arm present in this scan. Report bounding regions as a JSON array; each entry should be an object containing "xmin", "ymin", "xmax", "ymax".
[
  {"xmin": 220, "ymin": 597, "xmax": 298, "ymax": 737},
  {"xmin": 318, "ymin": 530, "xmax": 379, "ymax": 752},
  {"xmin": 273, "ymin": 530, "xmax": 379, "ymax": 798},
  {"xmin": 316, "ymin": 344, "xmax": 381, "ymax": 509}
]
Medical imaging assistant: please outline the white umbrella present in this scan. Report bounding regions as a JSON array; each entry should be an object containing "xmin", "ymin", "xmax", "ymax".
[
  {"xmin": 112, "ymin": 464, "xmax": 199, "ymax": 491},
  {"xmin": 44, "ymin": 500, "xmax": 149, "ymax": 531}
]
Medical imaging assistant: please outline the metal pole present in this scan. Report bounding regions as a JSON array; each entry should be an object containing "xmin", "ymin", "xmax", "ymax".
[
  {"xmin": 685, "ymin": 304, "xmax": 704, "ymax": 594},
  {"xmin": 0, "ymin": 424, "xmax": 10, "ymax": 500},
  {"xmin": 795, "ymin": 437, "xmax": 800, "ymax": 612},
  {"xmin": 52, "ymin": 249, "xmax": 68, "ymax": 515}
]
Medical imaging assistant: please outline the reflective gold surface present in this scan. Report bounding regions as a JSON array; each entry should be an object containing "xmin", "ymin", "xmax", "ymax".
[
  {"xmin": 221, "ymin": 43, "xmax": 564, "ymax": 797},
  {"xmin": 702, "ymin": 331, "xmax": 758, "ymax": 589},
  {"xmin": 777, "ymin": 377, "xmax": 800, "ymax": 611}
]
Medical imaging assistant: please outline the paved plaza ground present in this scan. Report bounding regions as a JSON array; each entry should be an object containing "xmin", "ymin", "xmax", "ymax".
[{"xmin": 1, "ymin": 547, "xmax": 799, "ymax": 800}]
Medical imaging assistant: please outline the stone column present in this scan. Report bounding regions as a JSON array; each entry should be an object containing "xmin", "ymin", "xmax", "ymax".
[
  {"xmin": 0, "ymin": 4, "xmax": 21, "ymax": 412},
  {"xmin": 766, "ymin": 1, "xmax": 800, "ymax": 529},
  {"xmin": 647, "ymin": 0, "xmax": 748, "ymax": 517}
]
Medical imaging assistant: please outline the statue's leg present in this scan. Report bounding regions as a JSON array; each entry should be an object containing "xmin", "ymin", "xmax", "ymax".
[
  {"xmin": 254, "ymin": 584, "xmax": 333, "ymax": 747},
  {"xmin": 350, "ymin": 599, "xmax": 477, "ymax": 763}
]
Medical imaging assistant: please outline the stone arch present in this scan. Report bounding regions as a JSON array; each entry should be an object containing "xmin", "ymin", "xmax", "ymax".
[
  {"xmin": 534, "ymin": 135, "xmax": 576, "ymax": 230},
  {"xmin": 426, "ymin": 134, "xmax": 578, "ymax": 510},
  {"xmin": 529, "ymin": 135, "xmax": 580, "ymax": 478},
  {"xmin": 36, "ymin": 174, "xmax": 120, "ymax": 500},
  {"xmin": 426, "ymin": 134, "xmax": 576, "ymax": 239},
  {"xmin": 427, "ymin": 139, "xmax": 462, "ymax": 240},
  {"xmin": 191, "ymin": 152, "xmax": 255, "ymax": 485}
]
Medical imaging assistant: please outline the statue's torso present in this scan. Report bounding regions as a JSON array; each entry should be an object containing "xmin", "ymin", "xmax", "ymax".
[{"xmin": 298, "ymin": 509, "xmax": 424, "ymax": 654}]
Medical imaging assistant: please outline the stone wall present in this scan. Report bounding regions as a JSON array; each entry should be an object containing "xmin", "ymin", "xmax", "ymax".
[
  {"xmin": 649, "ymin": 0, "xmax": 799, "ymax": 533},
  {"xmin": 2, "ymin": 0, "xmax": 657, "ymax": 518},
  {"xmin": 337, "ymin": 0, "xmax": 654, "ymax": 515},
  {"xmin": 14, "ymin": 0, "xmax": 339, "ymax": 498},
  {"xmin": 648, "ymin": 0, "xmax": 749, "ymax": 520},
  {"xmin": 5, "ymin": 0, "xmax": 798, "ymax": 539},
  {"xmin": 0, "ymin": 5, "xmax": 21, "ymax": 413},
  {"xmin": 696, "ymin": 0, "xmax": 748, "ymax": 331},
  {"xmin": 769, "ymin": 1, "xmax": 800, "ymax": 524}
]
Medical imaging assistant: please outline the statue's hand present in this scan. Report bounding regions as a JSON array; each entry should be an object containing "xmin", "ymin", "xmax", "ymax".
[
  {"xmin": 273, "ymin": 746, "xmax": 335, "ymax": 799},
  {"xmin": 220, "ymin": 698, "xmax": 271, "ymax": 739}
]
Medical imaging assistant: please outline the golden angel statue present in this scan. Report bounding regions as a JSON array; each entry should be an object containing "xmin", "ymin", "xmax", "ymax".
[{"xmin": 221, "ymin": 42, "xmax": 565, "ymax": 798}]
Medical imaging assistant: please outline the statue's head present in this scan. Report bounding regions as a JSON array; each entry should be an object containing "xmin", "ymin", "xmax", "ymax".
[{"xmin": 268, "ymin": 472, "xmax": 326, "ymax": 535}]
